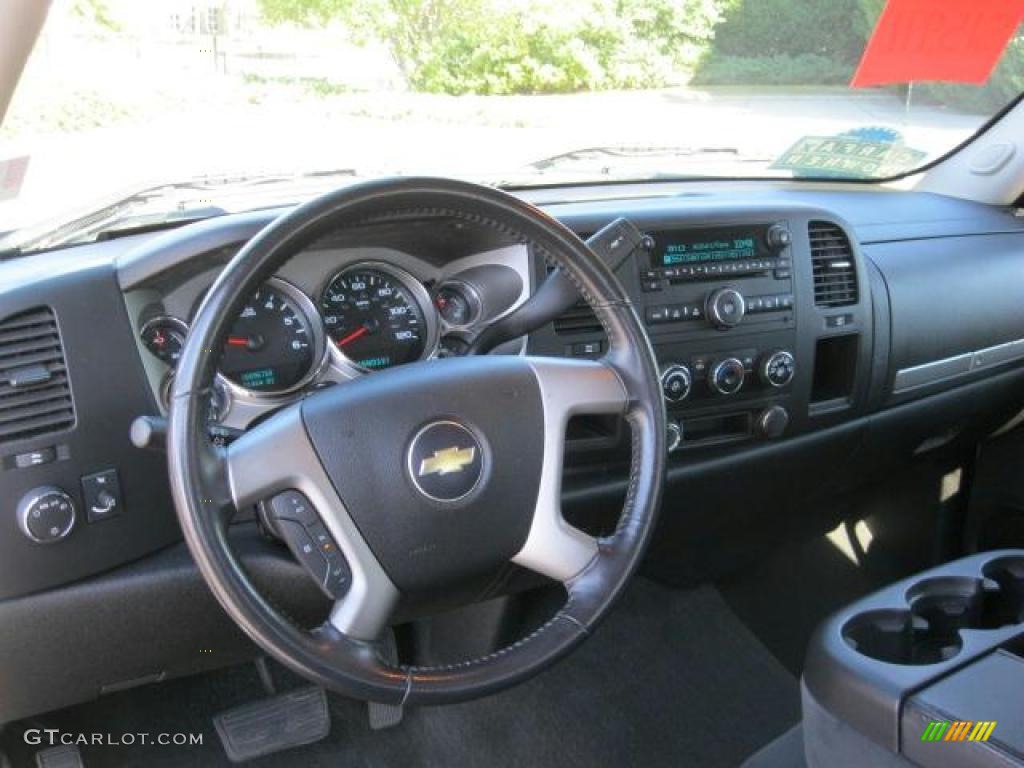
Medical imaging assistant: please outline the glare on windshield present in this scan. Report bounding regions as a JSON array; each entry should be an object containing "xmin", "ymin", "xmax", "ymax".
[{"xmin": 1, "ymin": 0, "xmax": 1020, "ymax": 238}]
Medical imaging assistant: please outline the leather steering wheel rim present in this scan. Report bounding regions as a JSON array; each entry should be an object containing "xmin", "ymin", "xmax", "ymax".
[{"xmin": 167, "ymin": 177, "xmax": 666, "ymax": 705}]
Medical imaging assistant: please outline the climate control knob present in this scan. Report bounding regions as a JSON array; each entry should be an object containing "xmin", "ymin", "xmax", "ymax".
[
  {"xmin": 660, "ymin": 364, "xmax": 692, "ymax": 403},
  {"xmin": 18, "ymin": 486, "xmax": 76, "ymax": 544},
  {"xmin": 706, "ymin": 288, "xmax": 746, "ymax": 329},
  {"xmin": 761, "ymin": 350, "xmax": 796, "ymax": 388},
  {"xmin": 709, "ymin": 357, "xmax": 745, "ymax": 395}
]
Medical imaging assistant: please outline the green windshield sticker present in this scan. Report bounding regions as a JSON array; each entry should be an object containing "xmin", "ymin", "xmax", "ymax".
[{"xmin": 771, "ymin": 134, "xmax": 927, "ymax": 179}]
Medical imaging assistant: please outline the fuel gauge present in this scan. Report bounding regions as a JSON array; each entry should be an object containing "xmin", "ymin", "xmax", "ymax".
[{"xmin": 141, "ymin": 318, "xmax": 187, "ymax": 365}]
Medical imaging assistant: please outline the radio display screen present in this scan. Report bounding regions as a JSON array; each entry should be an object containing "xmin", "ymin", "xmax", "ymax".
[{"xmin": 654, "ymin": 226, "xmax": 768, "ymax": 267}]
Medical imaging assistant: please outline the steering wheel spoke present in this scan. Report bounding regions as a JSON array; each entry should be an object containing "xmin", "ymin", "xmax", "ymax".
[
  {"xmin": 512, "ymin": 357, "xmax": 628, "ymax": 582},
  {"xmin": 224, "ymin": 405, "xmax": 399, "ymax": 641}
]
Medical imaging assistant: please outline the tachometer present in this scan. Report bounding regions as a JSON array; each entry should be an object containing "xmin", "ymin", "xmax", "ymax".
[
  {"xmin": 321, "ymin": 264, "xmax": 433, "ymax": 371},
  {"xmin": 219, "ymin": 279, "xmax": 322, "ymax": 394}
]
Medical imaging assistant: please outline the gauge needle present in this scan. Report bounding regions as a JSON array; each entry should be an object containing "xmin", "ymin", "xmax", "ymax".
[
  {"xmin": 226, "ymin": 336, "xmax": 251, "ymax": 348},
  {"xmin": 336, "ymin": 326, "xmax": 369, "ymax": 347}
]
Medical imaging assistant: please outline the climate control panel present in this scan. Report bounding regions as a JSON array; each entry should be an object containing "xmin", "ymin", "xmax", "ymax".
[{"xmin": 658, "ymin": 348, "xmax": 796, "ymax": 403}]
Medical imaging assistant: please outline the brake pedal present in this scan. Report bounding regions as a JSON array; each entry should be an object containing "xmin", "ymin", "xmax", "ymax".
[
  {"xmin": 214, "ymin": 685, "xmax": 329, "ymax": 763},
  {"xmin": 35, "ymin": 745, "xmax": 83, "ymax": 768},
  {"xmin": 368, "ymin": 628, "xmax": 404, "ymax": 730}
]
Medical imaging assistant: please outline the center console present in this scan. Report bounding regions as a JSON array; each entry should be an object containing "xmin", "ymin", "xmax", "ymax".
[
  {"xmin": 529, "ymin": 204, "xmax": 875, "ymax": 454},
  {"xmin": 803, "ymin": 550, "xmax": 1024, "ymax": 768}
]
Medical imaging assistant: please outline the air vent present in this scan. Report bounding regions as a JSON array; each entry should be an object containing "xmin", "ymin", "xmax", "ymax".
[
  {"xmin": 809, "ymin": 221, "xmax": 858, "ymax": 308},
  {"xmin": 0, "ymin": 308, "xmax": 76, "ymax": 444},
  {"xmin": 553, "ymin": 301, "xmax": 602, "ymax": 335}
]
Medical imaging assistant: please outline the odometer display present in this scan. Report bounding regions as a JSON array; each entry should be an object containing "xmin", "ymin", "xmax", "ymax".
[
  {"xmin": 321, "ymin": 267, "xmax": 428, "ymax": 370},
  {"xmin": 219, "ymin": 282, "xmax": 317, "ymax": 394}
]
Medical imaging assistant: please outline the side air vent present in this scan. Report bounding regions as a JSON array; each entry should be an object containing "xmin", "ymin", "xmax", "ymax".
[
  {"xmin": 808, "ymin": 221, "xmax": 858, "ymax": 308},
  {"xmin": 0, "ymin": 308, "xmax": 76, "ymax": 444}
]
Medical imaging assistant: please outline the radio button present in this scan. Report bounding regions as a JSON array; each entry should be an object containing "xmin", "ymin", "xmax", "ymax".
[
  {"xmin": 641, "ymin": 278, "xmax": 663, "ymax": 293},
  {"xmin": 646, "ymin": 306, "xmax": 669, "ymax": 324}
]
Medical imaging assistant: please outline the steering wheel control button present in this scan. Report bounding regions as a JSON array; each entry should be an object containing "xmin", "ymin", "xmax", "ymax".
[
  {"xmin": 761, "ymin": 350, "xmax": 796, "ymax": 388},
  {"xmin": 18, "ymin": 486, "xmax": 76, "ymax": 544},
  {"xmin": 81, "ymin": 468, "xmax": 122, "ymax": 523},
  {"xmin": 709, "ymin": 357, "xmax": 745, "ymax": 396},
  {"xmin": 323, "ymin": 553, "xmax": 352, "ymax": 599},
  {"xmin": 706, "ymin": 287, "xmax": 746, "ymax": 329},
  {"xmin": 660, "ymin": 364, "xmax": 692, "ymax": 403},
  {"xmin": 267, "ymin": 490, "xmax": 319, "ymax": 526},
  {"xmin": 407, "ymin": 421, "xmax": 484, "ymax": 503}
]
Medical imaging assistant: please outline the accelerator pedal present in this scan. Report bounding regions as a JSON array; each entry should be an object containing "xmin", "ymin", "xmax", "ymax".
[
  {"xmin": 35, "ymin": 745, "xmax": 83, "ymax": 768},
  {"xmin": 368, "ymin": 628, "xmax": 404, "ymax": 730},
  {"xmin": 214, "ymin": 686, "xmax": 329, "ymax": 763}
]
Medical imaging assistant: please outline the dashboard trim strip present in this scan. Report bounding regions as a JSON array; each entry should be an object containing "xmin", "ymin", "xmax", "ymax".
[{"xmin": 893, "ymin": 338, "xmax": 1024, "ymax": 393}]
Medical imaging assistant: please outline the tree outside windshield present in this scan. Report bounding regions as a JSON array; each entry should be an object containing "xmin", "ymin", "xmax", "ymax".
[{"xmin": 1, "ymin": 0, "xmax": 1021, "ymax": 237}]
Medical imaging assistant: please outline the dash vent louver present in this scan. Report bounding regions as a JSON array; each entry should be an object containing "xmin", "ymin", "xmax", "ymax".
[
  {"xmin": 0, "ymin": 307, "xmax": 76, "ymax": 444},
  {"xmin": 808, "ymin": 221, "xmax": 858, "ymax": 308}
]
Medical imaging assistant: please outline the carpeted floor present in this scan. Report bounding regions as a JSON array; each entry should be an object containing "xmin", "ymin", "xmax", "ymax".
[{"xmin": 3, "ymin": 580, "xmax": 800, "ymax": 767}]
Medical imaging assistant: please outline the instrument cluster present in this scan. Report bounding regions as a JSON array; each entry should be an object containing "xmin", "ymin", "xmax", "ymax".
[{"xmin": 139, "ymin": 260, "xmax": 513, "ymax": 429}]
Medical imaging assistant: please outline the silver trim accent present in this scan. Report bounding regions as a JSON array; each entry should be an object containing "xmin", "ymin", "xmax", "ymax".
[
  {"xmin": 17, "ymin": 486, "xmax": 76, "ymax": 544},
  {"xmin": 405, "ymin": 420, "xmax": 484, "ymax": 503},
  {"xmin": 225, "ymin": 406, "xmax": 399, "ymax": 640},
  {"xmin": 512, "ymin": 358, "xmax": 628, "ymax": 582},
  {"xmin": 893, "ymin": 337, "xmax": 1024, "ymax": 393},
  {"xmin": 218, "ymin": 276, "xmax": 330, "ymax": 400},
  {"xmin": 320, "ymin": 261, "xmax": 440, "ymax": 373}
]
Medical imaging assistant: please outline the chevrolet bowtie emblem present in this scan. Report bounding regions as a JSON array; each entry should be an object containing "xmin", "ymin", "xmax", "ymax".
[{"xmin": 418, "ymin": 445, "xmax": 477, "ymax": 477}]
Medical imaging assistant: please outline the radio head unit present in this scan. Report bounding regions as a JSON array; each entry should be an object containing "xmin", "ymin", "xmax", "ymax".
[{"xmin": 646, "ymin": 222, "xmax": 791, "ymax": 278}]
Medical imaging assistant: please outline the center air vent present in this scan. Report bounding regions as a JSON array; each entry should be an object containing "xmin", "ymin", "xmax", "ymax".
[
  {"xmin": 808, "ymin": 221, "xmax": 858, "ymax": 308},
  {"xmin": 553, "ymin": 301, "xmax": 602, "ymax": 335},
  {"xmin": 0, "ymin": 308, "xmax": 76, "ymax": 444}
]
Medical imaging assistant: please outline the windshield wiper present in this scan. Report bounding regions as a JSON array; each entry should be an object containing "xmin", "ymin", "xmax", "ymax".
[
  {"xmin": 2, "ymin": 168, "xmax": 361, "ymax": 255},
  {"xmin": 529, "ymin": 145, "xmax": 743, "ymax": 171}
]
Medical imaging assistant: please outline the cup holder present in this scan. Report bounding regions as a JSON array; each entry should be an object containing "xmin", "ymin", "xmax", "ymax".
[
  {"xmin": 842, "ymin": 566, "xmax": 1024, "ymax": 666},
  {"xmin": 981, "ymin": 556, "xmax": 1024, "ymax": 627}
]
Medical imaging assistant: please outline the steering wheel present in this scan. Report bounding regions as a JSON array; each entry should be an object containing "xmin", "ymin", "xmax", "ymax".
[{"xmin": 168, "ymin": 177, "xmax": 666, "ymax": 705}]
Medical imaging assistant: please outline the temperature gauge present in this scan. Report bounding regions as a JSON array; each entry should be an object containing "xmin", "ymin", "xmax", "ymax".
[{"xmin": 141, "ymin": 318, "xmax": 187, "ymax": 365}]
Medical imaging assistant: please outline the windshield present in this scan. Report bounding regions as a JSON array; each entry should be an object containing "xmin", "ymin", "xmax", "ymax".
[{"xmin": 2, "ymin": 0, "xmax": 1022, "ymax": 250}]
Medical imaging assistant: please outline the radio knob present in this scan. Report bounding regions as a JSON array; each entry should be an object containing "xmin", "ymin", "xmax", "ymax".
[
  {"xmin": 706, "ymin": 288, "xmax": 746, "ymax": 329},
  {"xmin": 760, "ymin": 350, "xmax": 796, "ymax": 388},
  {"xmin": 18, "ymin": 486, "xmax": 76, "ymax": 544},
  {"xmin": 709, "ymin": 357, "xmax": 745, "ymax": 396},
  {"xmin": 660, "ymin": 364, "xmax": 692, "ymax": 403},
  {"xmin": 766, "ymin": 224, "xmax": 792, "ymax": 250}
]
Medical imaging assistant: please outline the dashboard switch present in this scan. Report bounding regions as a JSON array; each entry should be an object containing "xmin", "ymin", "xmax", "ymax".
[
  {"xmin": 82, "ymin": 469, "xmax": 122, "ymax": 523},
  {"xmin": 757, "ymin": 406, "xmax": 790, "ymax": 439},
  {"xmin": 18, "ymin": 486, "xmax": 76, "ymax": 544},
  {"xmin": 13, "ymin": 447, "xmax": 57, "ymax": 469}
]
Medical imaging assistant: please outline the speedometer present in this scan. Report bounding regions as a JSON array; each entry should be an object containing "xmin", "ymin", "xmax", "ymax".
[
  {"xmin": 219, "ymin": 279, "xmax": 323, "ymax": 394},
  {"xmin": 321, "ymin": 264, "xmax": 433, "ymax": 371}
]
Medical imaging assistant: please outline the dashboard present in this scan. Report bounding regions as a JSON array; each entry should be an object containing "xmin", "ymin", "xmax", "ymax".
[{"xmin": 2, "ymin": 181, "xmax": 1024, "ymax": 723}]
